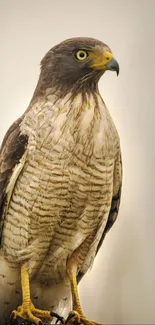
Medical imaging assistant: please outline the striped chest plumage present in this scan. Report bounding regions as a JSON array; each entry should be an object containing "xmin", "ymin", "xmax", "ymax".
[
  {"xmin": 0, "ymin": 37, "xmax": 122, "ymax": 324},
  {"xmin": 2, "ymin": 90, "xmax": 119, "ymax": 280}
]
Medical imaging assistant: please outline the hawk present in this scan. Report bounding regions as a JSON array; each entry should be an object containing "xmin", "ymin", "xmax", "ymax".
[{"xmin": 0, "ymin": 37, "xmax": 122, "ymax": 325}]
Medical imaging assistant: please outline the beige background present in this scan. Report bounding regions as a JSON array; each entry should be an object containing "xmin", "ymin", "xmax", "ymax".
[{"xmin": 0, "ymin": 0, "xmax": 155, "ymax": 324}]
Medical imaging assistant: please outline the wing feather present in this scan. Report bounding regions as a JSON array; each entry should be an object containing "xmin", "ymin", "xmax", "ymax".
[
  {"xmin": 0, "ymin": 117, "xmax": 28, "ymax": 245},
  {"xmin": 77, "ymin": 153, "xmax": 122, "ymax": 284},
  {"xmin": 96, "ymin": 153, "xmax": 122, "ymax": 254}
]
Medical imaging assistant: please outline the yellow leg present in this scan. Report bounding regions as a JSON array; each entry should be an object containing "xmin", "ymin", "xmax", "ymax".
[
  {"xmin": 66, "ymin": 262, "xmax": 104, "ymax": 325},
  {"xmin": 11, "ymin": 265, "xmax": 54, "ymax": 325}
]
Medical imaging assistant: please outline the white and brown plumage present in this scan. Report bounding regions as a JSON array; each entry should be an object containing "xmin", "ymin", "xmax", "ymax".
[{"xmin": 0, "ymin": 37, "xmax": 122, "ymax": 325}]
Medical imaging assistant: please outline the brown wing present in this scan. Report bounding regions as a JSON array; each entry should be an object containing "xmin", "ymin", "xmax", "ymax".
[
  {"xmin": 96, "ymin": 153, "xmax": 122, "ymax": 254},
  {"xmin": 0, "ymin": 117, "xmax": 28, "ymax": 245},
  {"xmin": 77, "ymin": 154, "xmax": 122, "ymax": 284}
]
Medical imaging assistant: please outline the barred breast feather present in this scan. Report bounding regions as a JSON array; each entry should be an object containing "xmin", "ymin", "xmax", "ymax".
[{"xmin": 0, "ymin": 89, "xmax": 122, "ymax": 319}]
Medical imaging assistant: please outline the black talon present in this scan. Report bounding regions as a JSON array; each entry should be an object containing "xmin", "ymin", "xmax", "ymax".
[
  {"xmin": 38, "ymin": 321, "xmax": 43, "ymax": 325},
  {"xmin": 55, "ymin": 318, "xmax": 65, "ymax": 325},
  {"xmin": 9, "ymin": 312, "xmax": 16, "ymax": 324},
  {"xmin": 65, "ymin": 312, "xmax": 76, "ymax": 325},
  {"xmin": 50, "ymin": 311, "xmax": 65, "ymax": 324}
]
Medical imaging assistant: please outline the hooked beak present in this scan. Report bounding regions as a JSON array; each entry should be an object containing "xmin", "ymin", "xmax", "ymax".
[
  {"xmin": 90, "ymin": 50, "xmax": 119, "ymax": 76},
  {"xmin": 106, "ymin": 58, "xmax": 119, "ymax": 76}
]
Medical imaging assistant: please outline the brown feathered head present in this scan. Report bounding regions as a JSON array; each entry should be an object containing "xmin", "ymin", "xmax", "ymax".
[{"xmin": 34, "ymin": 37, "xmax": 119, "ymax": 97}]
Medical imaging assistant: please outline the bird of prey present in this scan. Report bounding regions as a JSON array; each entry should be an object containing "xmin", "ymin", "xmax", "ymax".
[{"xmin": 0, "ymin": 37, "xmax": 122, "ymax": 325}]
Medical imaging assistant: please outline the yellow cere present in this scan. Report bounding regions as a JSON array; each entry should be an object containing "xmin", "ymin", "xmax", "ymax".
[
  {"xmin": 90, "ymin": 51, "xmax": 113, "ymax": 69},
  {"xmin": 104, "ymin": 51, "xmax": 113, "ymax": 61}
]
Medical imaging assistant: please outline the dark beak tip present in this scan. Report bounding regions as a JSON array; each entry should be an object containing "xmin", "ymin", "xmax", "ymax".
[{"xmin": 107, "ymin": 58, "xmax": 119, "ymax": 76}]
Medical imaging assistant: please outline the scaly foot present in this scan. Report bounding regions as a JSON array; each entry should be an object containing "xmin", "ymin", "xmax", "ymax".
[
  {"xmin": 10, "ymin": 265, "xmax": 64, "ymax": 324},
  {"xmin": 65, "ymin": 310, "xmax": 104, "ymax": 325},
  {"xmin": 10, "ymin": 302, "xmax": 58, "ymax": 325}
]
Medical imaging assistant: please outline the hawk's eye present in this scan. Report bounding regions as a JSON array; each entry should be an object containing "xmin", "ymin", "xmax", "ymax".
[{"xmin": 75, "ymin": 50, "xmax": 88, "ymax": 61}]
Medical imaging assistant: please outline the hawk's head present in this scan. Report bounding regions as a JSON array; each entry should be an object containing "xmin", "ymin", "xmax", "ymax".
[{"xmin": 36, "ymin": 37, "xmax": 119, "ymax": 97}]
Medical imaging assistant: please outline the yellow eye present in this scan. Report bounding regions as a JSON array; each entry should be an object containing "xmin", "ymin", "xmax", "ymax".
[{"xmin": 75, "ymin": 50, "xmax": 88, "ymax": 61}]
